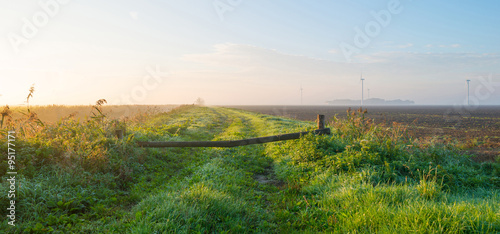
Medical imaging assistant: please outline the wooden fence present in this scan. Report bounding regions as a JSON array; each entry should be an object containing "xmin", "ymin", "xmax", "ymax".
[{"xmin": 136, "ymin": 114, "xmax": 330, "ymax": 148}]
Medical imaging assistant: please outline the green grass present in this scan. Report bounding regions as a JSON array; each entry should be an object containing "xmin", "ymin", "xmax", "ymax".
[
  {"xmin": 0, "ymin": 105, "xmax": 498, "ymax": 233},
  {"xmin": 263, "ymin": 109, "xmax": 500, "ymax": 233}
]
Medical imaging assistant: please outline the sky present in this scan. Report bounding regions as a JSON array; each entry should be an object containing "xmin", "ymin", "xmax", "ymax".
[{"xmin": 1, "ymin": 0, "xmax": 499, "ymax": 106}]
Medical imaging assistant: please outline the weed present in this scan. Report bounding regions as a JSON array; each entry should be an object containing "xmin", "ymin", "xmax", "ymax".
[{"xmin": 416, "ymin": 166, "xmax": 444, "ymax": 200}]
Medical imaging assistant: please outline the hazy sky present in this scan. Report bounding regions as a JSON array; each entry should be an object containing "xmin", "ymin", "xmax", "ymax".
[{"xmin": 1, "ymin": 0, "xmax": 499, "ymax": 106}]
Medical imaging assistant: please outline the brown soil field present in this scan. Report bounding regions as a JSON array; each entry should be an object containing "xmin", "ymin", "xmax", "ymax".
[{"xmin": 224, "ymin": 105, "xmax": 500, "ymax": 162}]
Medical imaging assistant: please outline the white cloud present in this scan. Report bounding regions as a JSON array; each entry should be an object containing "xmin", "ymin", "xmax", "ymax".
[
  {"xmin": 328, "ymin": 49, "xmax": 339, "ymax": 54},
  {"xmin": 381, "ymin": 41, "xmax": 413, "ymax": 49},
  {"xmin": 182, "ymin": 43, "xmax": 358, "ymax": 79},
  {"xmin": 396, "ymin": 43, "xmax": 414, "ymax": 48},
  {"xmin": 439, "ymin": 44, "xmax": 461, "ymax": 48},
  {"xmin": 355, "ymin": 52, "xmax": 500, "ymax": 79}
]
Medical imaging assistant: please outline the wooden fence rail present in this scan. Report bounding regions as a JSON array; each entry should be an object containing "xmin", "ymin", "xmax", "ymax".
[{"xmin": 136, "ymin": 114, "xmax": 330, "ymax": 148}]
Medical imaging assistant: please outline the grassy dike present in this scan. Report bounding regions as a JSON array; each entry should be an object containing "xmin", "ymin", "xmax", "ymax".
[{"xmin": 1, "ymin": 105, "xmax": 499, "ymax": 233}]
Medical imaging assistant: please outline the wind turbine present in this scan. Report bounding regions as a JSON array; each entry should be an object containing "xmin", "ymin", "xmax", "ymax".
[
  {"xmin": 466, "ymin": 79, "xmax": 471, "ymax": 105},
  {"xmin": 360, "ymin": 73, "xmax": 365, "ymax": 106},
  {"xmin": 300, "ymin": 85, "xmax": 303, "ymax": 105}
]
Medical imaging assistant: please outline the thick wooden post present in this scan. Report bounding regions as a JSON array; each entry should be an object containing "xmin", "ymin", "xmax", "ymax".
[{"xmin": 317, "ymin": 114, "xmax": 325, "ymax": 129}]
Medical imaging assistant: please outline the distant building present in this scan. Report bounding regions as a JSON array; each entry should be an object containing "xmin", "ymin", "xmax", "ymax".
[{"xmin": 326, "ymin": 98, "xmax": 415, "ymax": 105}]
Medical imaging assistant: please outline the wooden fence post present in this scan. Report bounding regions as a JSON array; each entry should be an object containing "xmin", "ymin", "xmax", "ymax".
[{"xmin": 317, "ymin": 114, "xmax": 325, "ymax": 129}]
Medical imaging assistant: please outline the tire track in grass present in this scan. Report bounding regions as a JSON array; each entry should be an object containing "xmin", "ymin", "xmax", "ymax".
[
  {"xmin": 215, "ymin": 108, "xmax": 316, "ymax": 230},
  {"xmin": 130, "ymin": 107, "xmax": 317, "ymax": 233},
  {"xmin": 130, "ymin": 107, "xmax": 277, "ymax": 233},
  {"xmin": 126, "ymin": 106, "xmax": 235, "ymax": 211}
]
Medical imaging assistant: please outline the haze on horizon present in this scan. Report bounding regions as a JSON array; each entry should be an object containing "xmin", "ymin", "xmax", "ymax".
[{"xmin": 1, "ymin": 0, "xmax": 499, "ymax": 107}]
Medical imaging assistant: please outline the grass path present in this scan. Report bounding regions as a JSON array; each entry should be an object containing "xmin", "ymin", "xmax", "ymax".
[{"xmin": 129, "ymin": 107, "xmax": 318, "ymax": 233}]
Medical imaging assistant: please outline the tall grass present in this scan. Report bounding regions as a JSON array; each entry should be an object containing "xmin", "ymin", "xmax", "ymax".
[
  {"xmin": 265, "ymin": 108, "xmax": 500, "ymax": 233},
  {"xmin": 0, "ymin": 89, "xmax": 191, "ymax": 232}
]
